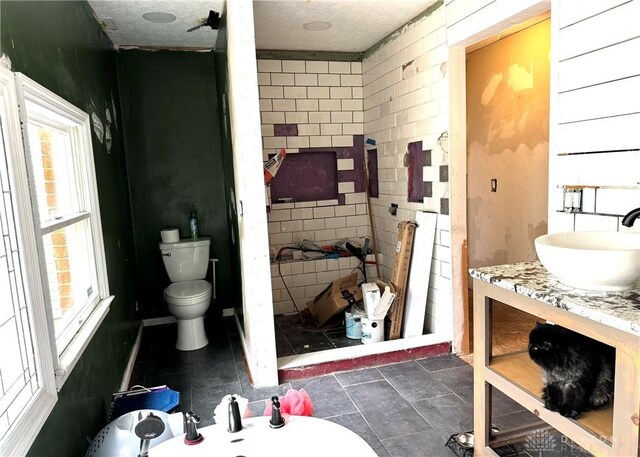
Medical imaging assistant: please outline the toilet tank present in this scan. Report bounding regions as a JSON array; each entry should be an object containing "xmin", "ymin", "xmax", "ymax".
[{"xmin": 160, "ymin": 237, "xmax": 210, "ymax": 282}]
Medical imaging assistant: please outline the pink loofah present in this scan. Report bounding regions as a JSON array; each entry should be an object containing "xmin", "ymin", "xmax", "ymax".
[{"xmin": 263, "ymin": 388, "xmax": 314, "ymax": 417}]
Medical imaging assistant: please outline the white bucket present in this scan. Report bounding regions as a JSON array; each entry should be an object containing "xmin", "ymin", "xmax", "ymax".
[
  {"xmin": 161, "ymin": 228, "xmax": 180, "ymax": 243},
  {"xmin": 345, "ymin": 308, "xmax": 365, "ymax": 340},
  {"xmin": 361, "ymin": 317, "xmax": 384, "ymax": 344}
]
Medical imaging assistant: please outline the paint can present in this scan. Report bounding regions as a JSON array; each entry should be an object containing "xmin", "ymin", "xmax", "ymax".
[
  {"xmin": 345, "ymin": 307, "xmax": 365, "ymax": 340},
  {"xmin": 361, "ymin": 317, "xmax": 384, "ymax": 344}
]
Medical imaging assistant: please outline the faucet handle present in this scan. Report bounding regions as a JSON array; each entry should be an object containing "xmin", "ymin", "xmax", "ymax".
[
  {"xmin": 269, "ymin": 396, "xmax": 285, "ymax": 429},
  {"xmin": 184, "ymin": 411, "xmax": 204, "ymax": 445},
  {"xmin": 185, "ymin": 411, "xmax": 201, "ymax": 424}
]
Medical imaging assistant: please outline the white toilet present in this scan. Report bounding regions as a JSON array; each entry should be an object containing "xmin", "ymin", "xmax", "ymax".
[{"xmin": 159, "ymin": 237, "xmax": 212, "ymax": 351}]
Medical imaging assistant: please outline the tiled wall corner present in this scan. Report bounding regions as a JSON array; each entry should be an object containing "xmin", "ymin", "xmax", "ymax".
[{"xmin": 363, "ymin": 6, "xmax": 451, "ymax": 335}]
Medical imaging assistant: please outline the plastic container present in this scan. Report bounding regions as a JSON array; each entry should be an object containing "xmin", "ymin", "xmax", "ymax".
[{"xmin": 189, "ymin": 210, "xmax": 199, "ymax": 239}]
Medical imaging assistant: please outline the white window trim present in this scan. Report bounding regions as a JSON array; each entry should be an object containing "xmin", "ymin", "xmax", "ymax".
[
  {"xmin": 54, "ymin": 294, "xmax": 113, "ymax": 388},
  {"xmin": 0, "ymin": 68, "xmax": 57, "ymax": 457},
  {"xmin": 13, "ymin": 73, "xmax": 112, "ymax": 390}
]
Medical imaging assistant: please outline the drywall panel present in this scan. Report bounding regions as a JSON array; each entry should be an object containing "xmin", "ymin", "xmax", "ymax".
[
  {"xmin": 555, "ymin": 151, "xmax": 640, "ymax": 187},
  {"xmin": 556, "ymin": 1, "xmax": 640, "ymax": 60},
  {"xmin": 466, "ymin": 20, "xmax": 550, "ymax": 269},
  {"xmin": 557, "ymin": 37, "xmax": 640, "ymax": 92},
  {"xmin": 558, "ymin": 0, "xmax": 630, "ymax": 28},
  {"xmin": 556, "ymin": 76, "xmax": 640, "ymax": 123},
  {"xmin": 402, "ymin": 211, "xmax": 437, "ymax": 337},
  {"xmin": 446, "ymin": 0, "xmax": 495, "ymax": 28},
  {"xmin": 555, "ymin": 113, "xmax": 640, "ymax": 154}
]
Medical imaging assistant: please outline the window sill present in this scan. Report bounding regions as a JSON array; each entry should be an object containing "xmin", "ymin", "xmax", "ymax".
[{"xmin": 54, "ymin": 295, "xmax": 114, "ymax": 391}]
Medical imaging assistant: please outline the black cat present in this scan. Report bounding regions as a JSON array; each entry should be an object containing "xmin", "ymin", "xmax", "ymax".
[{"xmin": 528, "ymin": 323, "xmax": 615, "ymax": 419}]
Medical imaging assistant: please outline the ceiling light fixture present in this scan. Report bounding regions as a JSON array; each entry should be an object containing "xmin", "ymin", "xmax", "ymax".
[
  {"xmin": 302, "ymin": 21, "xmax": 332, "ymax": 32},
  {"xmin": 142, "ymin": 12, "xmax": 177, "ymax": 23}
]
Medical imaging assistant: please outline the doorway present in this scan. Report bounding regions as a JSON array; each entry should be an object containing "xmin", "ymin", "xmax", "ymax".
[
  {"xmin": 465, "ymin": 18, "xmax": 550, "ymax": 355},
  {"xmin": 448, "ymin": 5, "xmax": 551, "ymax": 356}
]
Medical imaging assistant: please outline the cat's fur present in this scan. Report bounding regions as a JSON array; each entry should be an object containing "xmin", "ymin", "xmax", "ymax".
[{"xmin": 528, "ymin": 323, "xmax": 615, "ymax": 419}]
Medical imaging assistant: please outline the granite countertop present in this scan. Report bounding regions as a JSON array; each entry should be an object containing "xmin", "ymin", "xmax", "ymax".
[{"xmin": 469, "ymin": 261, "xmax": 640, "ymax": 337}]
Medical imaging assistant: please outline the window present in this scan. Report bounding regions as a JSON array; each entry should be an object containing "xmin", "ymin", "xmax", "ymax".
[
  {"xmin": 0, "ymin": 68, "xmax": 57, "ymax": 457},
  {"xmin": 15, "ymin": 74, "xmax": 112, "ymax": 383},
  {"xmin": 0, "ymin": 67, "xmax": 113, "ymax": 454}
]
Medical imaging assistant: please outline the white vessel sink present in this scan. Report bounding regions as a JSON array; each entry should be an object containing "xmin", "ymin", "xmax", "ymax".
[{"xmin": 534, "ymin": 231, "xmax": 640, "ymax": 291}]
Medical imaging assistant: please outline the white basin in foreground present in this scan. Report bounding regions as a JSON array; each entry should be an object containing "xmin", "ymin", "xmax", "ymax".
[{"xmin": 535, "ymin": 231, "xmax": 640, "ymax": 291}]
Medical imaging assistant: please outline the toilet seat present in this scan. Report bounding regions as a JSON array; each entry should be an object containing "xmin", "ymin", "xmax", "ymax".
[{"xmin": 165, "ymin": 280, "xmax": 212, "ymax": 306}]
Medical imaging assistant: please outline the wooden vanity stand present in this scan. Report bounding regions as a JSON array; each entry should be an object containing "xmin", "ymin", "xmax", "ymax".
[{"xmin": 470, "ymin": 262, "xmax": 640, "ymax": 457}]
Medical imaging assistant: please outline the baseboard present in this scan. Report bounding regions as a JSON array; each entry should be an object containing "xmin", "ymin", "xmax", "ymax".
[
  {"xmin": 142, "ymin": 316, "xmax": 177, "ymax": 327},
  {"xmin": 119, "ymin": 322, "xmax": 144, "ymax": 391},
  {"xmin": 143, "ymin": 311, "xmax": 234, "ymax": 325}
]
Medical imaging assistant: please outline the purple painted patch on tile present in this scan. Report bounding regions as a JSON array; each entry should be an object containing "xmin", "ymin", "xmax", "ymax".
[
  {"xmin": 367, "ymin": 149, "xmax": 379, "ymax": 198},
  {"xmin": 298, "ymin": 135, "xmax": 366, "ymax": 203},
  {"xmin": 270, "ymin": 151, "xmax": 338, "ymax": 202},
  {"xmin": 338, "ymin": 170, "xmax": 358, "ymax": 182},
  {"xmin": 273, "ymin": 124, "xmax": 298, "ymax": 137},
  {"xmin": 408, "ymin": 140, "xmax": 424, "ymax": 203},
  {"xmin": 338, "ymin": 194, "xmax": 345, "ymax": 205},
  {"xmin": 351, "ymin": 136, "xmax": 365, "ymax": 192}
]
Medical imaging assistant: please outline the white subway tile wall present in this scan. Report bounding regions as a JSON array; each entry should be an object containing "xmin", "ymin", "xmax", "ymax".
[
  {"xmin": 260, "ymin": 58, "xmax": 371, "ymax": 314},
  {"xmin": 363, "ymin": 7, "xmax": 452, "ymax": 335},
  {"xmin": 271, "ymin": 255, "xmax": 377, "ymax": 314}
]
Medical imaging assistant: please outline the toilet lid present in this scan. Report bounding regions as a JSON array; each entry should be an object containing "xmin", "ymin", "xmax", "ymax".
[{"xmin": 166, "ymin": 280, "xmax": 211, "ymax": 300}]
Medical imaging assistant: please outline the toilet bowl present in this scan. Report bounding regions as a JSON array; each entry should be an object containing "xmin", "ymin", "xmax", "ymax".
[
  {"xmin": 159, "ymin": 237, "xmax": 214, "ymax": 351},
  {"xmin": 165, "ymin": 280, "xmax": 212, "ymax": 351}
]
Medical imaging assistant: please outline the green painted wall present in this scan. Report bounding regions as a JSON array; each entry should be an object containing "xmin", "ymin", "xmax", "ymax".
[
  {"xmin": 214, "ymin": 12, "xmax": 243, "ymax": 325},
  {"xmin": 116, "ymin": 50, "xmax": 237, "ymax": 318},
  {"xmin": 1, "ymin": 1, "xmax": 138, "ymax": 456}
]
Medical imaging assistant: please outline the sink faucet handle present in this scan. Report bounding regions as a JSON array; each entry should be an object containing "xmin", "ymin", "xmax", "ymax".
[
  {"xmin": 228, "ymin": 396, "xmax": 243, "ymax": 433},
  {"xmin": 184, "ymin": 411, "xmax": 204, "ymax": 445},
  {"xmin": 269, "ymin": 396, "xmax": 285, "ymax": 429}
]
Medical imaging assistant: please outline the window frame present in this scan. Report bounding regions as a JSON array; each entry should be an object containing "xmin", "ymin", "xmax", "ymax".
[
  {"xmin": 14, "ymin": 73, "xmax": 113, "ymax": 390},
  {"xmin": 0, "ymin": 67, "xmax": 57, "ymax": 457}
]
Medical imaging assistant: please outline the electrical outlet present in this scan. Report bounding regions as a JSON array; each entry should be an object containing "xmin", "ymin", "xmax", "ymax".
[{"xmin": 491, "ymin": 179, "xmax": 498, "ymax": 192}]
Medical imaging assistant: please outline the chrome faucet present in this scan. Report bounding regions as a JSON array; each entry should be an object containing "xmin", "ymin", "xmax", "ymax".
[{"xmin": 621, "ymin": 207, "xmax": 640, "ymax": 227}]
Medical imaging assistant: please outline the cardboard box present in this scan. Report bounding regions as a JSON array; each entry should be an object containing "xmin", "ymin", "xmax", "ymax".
[
  {"xmin": 307, "ymin": 273, "xmax": 363, "ymax": 327},
  {"xmin": 386, "ymin": 221, "xmax": 417, "ymax": 340}
]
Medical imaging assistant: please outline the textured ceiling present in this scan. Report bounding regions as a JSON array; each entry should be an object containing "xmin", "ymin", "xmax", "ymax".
[
  {"xmin": 253, "ymin": 0, "xmax": 438, "ymax": 52},
  {"xmin": 88, "ymin": 0, "xmax": 439, "ymax": 51},
  {"xmin": 88, "ymin": 0, "xmax": 226, "ymax": 49}
]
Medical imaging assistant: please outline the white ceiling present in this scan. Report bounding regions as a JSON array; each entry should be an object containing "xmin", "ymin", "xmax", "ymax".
[
  {"xmin": 88, "ymin": 0, "xmax": 439, "ymax": 52},
  {"xmin": 88, "ymin": 1, "xmax": 225, "ymax": 49}
]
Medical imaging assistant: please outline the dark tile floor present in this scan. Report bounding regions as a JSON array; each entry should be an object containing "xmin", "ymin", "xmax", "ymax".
[
  {"xmin": 129, "ymin": 319, "xmax": 592, "ymax": 457},
  {"xmin": 274, "ymin": 311, "xmax": 362, "ymax": 357}
]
